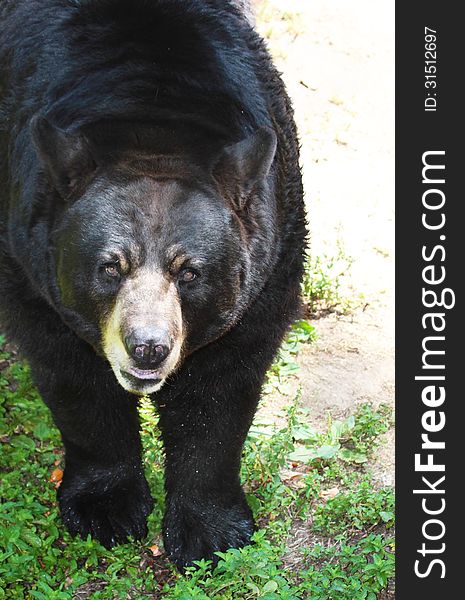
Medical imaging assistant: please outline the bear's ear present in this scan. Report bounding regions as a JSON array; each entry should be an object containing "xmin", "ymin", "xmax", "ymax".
[
  {"xmin": 212, "ymin": 126, "xmax": 277, "ymax": 210},
  {"xmin": 31, "ymin": 116, "xmax": 96, "ymax": 198}
]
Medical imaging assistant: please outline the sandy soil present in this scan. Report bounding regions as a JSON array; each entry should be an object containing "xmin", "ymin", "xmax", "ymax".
[{"xmin": 254, "ymin": 0, "xmax": 395, "ymax": 484}]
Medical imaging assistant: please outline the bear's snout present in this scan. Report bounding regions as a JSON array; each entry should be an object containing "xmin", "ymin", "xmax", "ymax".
[
  {"xmin": 101, "ymin": 267, "xmax": 184, "ymax": 395},
  {"xmin": 124, "ymin": 327, "xmax": 172, "ymax": 369}
]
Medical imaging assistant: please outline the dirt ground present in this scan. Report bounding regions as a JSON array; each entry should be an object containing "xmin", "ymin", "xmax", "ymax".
[{"xmin": 254, "ymin": 0, "xmax": 395, "ymax": 486}]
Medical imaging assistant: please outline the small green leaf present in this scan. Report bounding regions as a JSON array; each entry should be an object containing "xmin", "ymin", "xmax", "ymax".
[
  {"xmin": 380, "ymin": 511, "xmax": 394, "ymax": 523},
  {"xmin": 10, "ymin": 435, "xmax": 36, "ymax": 451},
  {"xmin": 291, "ymin": 425, "xmax": 317, "ymax": 441},
  {"xmin": 246, "ymin": 582, "xmax": 261, "ymax": 594},
  {"xmin": 263, "ymin": 580, "xmax": 279, "ymax": 593},
  {"xmin": 287, "ymin": 447, "xmax": 319, "ymax": 463},
  {"xmin": 33, "ymin": 422, "xmax": 52, "ymax": 441},
  {"xmin": 338, "ymin": 448, "xmax": 368, "ymax": 464},
  {"xmin": 315, "ymin": 444, "xmax": 340, "ymax": 460}
]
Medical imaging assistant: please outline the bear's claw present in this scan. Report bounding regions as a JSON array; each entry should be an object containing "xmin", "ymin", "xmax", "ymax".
[
  {"xmin": 58, "ymin": 469, "xmax": 154, "ymax": 548},
  {"xmin": 163, "ymin": 496, "xmax": 255, "ymax": 569}
]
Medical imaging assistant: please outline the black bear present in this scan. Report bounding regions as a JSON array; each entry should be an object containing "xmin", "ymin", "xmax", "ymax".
[{"xmin": 0, "ymin": 0, "xmax": 306, "ymax": 568}]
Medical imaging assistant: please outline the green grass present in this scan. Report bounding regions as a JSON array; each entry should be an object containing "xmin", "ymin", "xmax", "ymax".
[
  {"xmin": 285, "ymin": 403, "xmax": 393, "ymax": 466},
  {"xmin": 263, "ymin": 320, "xmax": 317, "ymax": 394},
  {"xmin": 0, "ymin": 333, "xmax": 394, "ymax": 599},
  {"xmin": 299, "ymin": 535, "xmax": 394, "ymax": 599},
  {"xmin": 301, "ymin": 243, "xmax": 357, "ymax": 318}
]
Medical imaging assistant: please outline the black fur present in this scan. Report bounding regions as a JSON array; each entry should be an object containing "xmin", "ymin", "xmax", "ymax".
[{"xmin": 0, "ymin": 0, "xmax": 306, "ymax": 568}]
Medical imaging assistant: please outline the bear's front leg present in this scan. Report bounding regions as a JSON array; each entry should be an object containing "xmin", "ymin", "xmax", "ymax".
[
  {"xmin": 157, "ymin": 355, "xmax": 262, "ymax": 569},
  {"xmin": 32, "ymin": 363, "xmax": 153, "ymax": 548}
]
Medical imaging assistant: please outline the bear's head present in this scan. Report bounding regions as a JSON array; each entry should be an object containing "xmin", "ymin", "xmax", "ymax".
[{"xmin": 31, "ymin": 118, "xmax": 277, "ymax": 394}]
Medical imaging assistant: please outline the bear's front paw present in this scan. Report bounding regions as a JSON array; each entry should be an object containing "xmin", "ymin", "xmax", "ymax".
[
  {"xmin": 58, "ymin": 466, "xmax": 154, "ymax": 548},
  {"xmin": 163, "ymin": 495, "xmax": 255, "ymax": 569}
]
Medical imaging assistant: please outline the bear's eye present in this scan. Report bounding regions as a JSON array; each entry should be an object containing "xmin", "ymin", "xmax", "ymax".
[
  {"xmin": 179, "ymin": 268, "xmax": 198, "ymax": 283},
  {"xmin": 103, "ymin": 262, "xmax": 120, "ymax": 279}
]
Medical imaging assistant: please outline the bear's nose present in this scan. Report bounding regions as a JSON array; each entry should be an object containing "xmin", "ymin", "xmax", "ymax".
[{"xmin": 124, "ymin": 328, "xmax": 171, "ymax": 369}]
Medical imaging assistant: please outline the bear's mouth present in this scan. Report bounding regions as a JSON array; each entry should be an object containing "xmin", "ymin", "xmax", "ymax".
[
  {"xmin": 117, "ymin": 368, "xmax": 164, "ymax": 395},
  {"xmin": 124, "ymin": 366, "xmax": 162, "ymax": 381}
]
